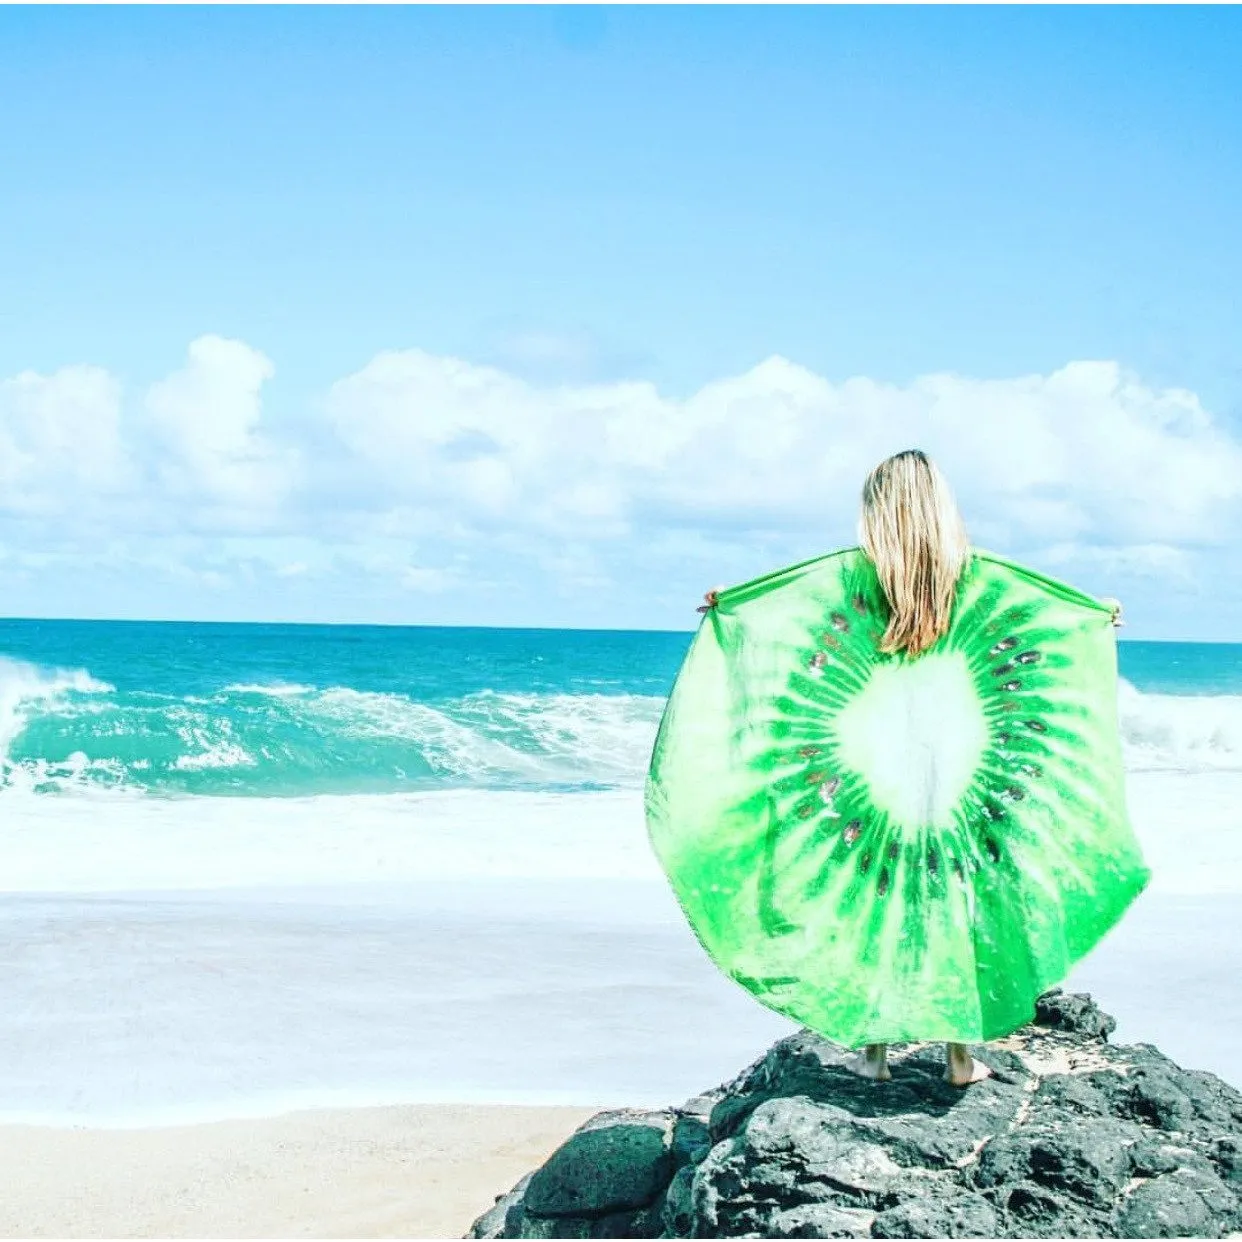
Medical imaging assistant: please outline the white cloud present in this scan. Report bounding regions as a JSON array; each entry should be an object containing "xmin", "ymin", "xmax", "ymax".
[
  {"xmin": 4, "ymin": 338, "xmax": 1242, "ymax": 625},
  {"xmin": 324, "ymin": 350, "xmax": 1242, "ymax": 553},
  {"xmin": 325, "ymin": 349, "xmax": 640, "ymax": 536},
  {"xmin": 146, "ymin": 335, "xmax": 295, "ymax": 514},
  {"xmin": 0, "ymin": 337, "xmax": 295, "ymax": 535},
  {"xmin": 0, "ymin": 365, "xmax": 131, "ymax": 517}
]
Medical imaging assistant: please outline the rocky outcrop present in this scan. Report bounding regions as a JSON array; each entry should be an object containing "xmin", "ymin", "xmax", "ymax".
[{"xmin": 467, "ymin": 992, "xmax": 1242, "ymax": 1239}]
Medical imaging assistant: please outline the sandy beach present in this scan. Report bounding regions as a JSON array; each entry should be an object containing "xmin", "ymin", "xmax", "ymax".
[
  {"xmin": 0, "ymin": 1103, "xmax": 596, "ymax": 1239},
  {"xmin": 0, "ymin": 745, "xmax": 1237, "ymax": 1240}
]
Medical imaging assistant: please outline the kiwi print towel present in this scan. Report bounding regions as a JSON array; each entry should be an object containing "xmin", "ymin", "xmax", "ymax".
[{"xmin": 645, "ymin": 548, "xmax": 1150, "ymax": 1047}]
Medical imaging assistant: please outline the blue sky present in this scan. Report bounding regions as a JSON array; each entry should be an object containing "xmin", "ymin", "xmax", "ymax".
[{"xmin": 2, "ymin": 5, "xmax": 1241, "ymax": 636}]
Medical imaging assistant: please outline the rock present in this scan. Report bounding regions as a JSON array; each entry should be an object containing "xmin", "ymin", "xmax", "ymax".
[
  {"xmin": 660, "ymin": 1164, "xmax": 695, "ymax": 1237},
  {"xmin": 671, "ymin": 1114, "xmax": 712, "ymax": 1169},
  {"xmin": 974, "ymin": 1118, "xmax": 1142, "ymax": 1205},
  {"xmin": 1129, "ymin": 1138, "xmax": 1218, "ymax": 1179},
  {"xmin": 997, "ymin": 1180, "xmax": 1106, "ymax": 1238},
  {"xmin": 469, "ymin": 1173, "xmax": 534, "ymax": 1239},
  {"xmin": 706, "ymin": 1030, "xmax": 856, "ymax": 1140},
  {"xmin": 1125, "ymin": 1067, "xmax": 1199, "ymax": 1130},
  {"xmin": 1034, "ymin": 989, "xmax": 1117, "ymax": 1039},
  {"xmin": 680, "ymin": 1089, "xmax": 726, "ymax": 1116},
  {"xmin": 466, "ymin": 992, "xmax": 1242, "ymax": 1239},
  {"xmin": 514, "ymin": 1217, "xmax": 592, "ymax": 1240},
  {"xmin": 586, "ymin": 1199, "xmax": 667, "ymax": 1239},
  {"xmin": 766, "ymin": 1203, "xmax": 876, "ymax": 1237},
  {"xmin": 871, "ymin": 1193, "xmax": 999, "ymax": 1239},
  {"xmin": 687, "ymin": 1137, "xmax": 749, "ymax": 1235},
  {"xmin": 1210, "ymin": 1134, "xmax": 1242, "ymax": 1187},
  {"xmin": 522, "ymin": 1109, "xmax": 675, "ymax": 1219},
  {"xmin": 742, "ymin": 1098, "xmax": 903, "ymax": 1198},
  {"xmin": 1032, "ymin": 1071, "xmax": 1112, "ymax": 1117},
  {"xmin": 707, "ymin": 1029, "xmax": 1031, "ymax": 1166},
  {"xmin": 1084, "ymin": 1053, "xmax": 1242, "ymax": 1138},
  {"xmin": 1114, "ymin": 1168, "xmax": 1235, "ymax": 1238}
]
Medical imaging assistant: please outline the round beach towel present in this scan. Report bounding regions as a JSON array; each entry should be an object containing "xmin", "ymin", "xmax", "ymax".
[{"xmin": 644, "ymin": 548, "xmax": 1150, "ymax": 1046}]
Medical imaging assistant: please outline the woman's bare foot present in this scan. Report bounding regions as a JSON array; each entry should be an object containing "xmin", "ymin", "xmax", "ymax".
[
  {"xmin": 847, "ymin": 1043, "xmax": 891, "ymax": 1081},
  {"xmin": 944, "ymin": 1042, "xmax": 992, "ymax": 1086}
]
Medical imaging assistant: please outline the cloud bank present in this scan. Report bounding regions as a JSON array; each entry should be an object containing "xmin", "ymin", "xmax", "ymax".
[{"xmin": 2, "ymin": 335, "xmax": 1240, "ymax": 628}]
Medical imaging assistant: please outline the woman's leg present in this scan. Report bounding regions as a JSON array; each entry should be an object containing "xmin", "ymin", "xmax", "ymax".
[
  {"xmin": 848, "ymin": 1042, "xmax": 891, "ymax": 1081},
  {"xmin": 944, "ymin": 1042, "xmax": 992, "ymax": 1086}
]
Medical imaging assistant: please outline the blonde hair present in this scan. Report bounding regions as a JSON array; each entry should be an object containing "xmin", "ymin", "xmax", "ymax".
[{"xmin": 858, "ymin": 450, "xmax": 969, "ymax": 658}]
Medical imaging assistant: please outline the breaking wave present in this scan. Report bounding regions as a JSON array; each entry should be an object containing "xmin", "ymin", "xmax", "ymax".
[
  {"xmin": 0, "ymin": 663, "xmax": 665, "ymax": 796},
  {"xmin": 1, "ymin": 655, "xmax": 1238, "ymax": 798},
  {"xmin": 1117, "ymin": 678, "xmax": 1242, "ymax": 772}
]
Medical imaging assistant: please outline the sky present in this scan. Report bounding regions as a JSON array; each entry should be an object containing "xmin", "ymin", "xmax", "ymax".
[{"xmin": 1, "ymin": 5, "xmax": 1241, "ymax": 637}]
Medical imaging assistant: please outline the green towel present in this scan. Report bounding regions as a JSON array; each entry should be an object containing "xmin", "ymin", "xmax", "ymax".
[{"xmin": 645, "ymin": 548, "xmax": 1150, "ymax": 1046}]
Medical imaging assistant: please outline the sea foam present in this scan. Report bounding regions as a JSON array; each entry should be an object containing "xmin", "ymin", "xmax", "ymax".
[
  {"xmin": 1118, "ymin": 678, "xmax": 1242, "ymax": 771},
  {"xmin": 2, "ymin": 656, "xmax": 1242, "ymax": 801}
]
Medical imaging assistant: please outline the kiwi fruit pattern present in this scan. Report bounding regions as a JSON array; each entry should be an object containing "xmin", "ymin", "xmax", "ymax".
[{"xmin": 645, "ymin": 547, "xmax": 1150, "ymax": 1047}]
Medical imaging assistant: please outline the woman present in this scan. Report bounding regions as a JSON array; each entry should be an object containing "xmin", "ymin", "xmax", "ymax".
[{"xmin": 698, "ymin": 449, "xmax": 1125, "ymax": 1087}]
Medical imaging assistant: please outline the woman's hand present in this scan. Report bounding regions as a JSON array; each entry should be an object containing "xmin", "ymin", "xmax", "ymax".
[
  {"xmin": 1101, "ymin": 597, "xmax": 1125, "ymax": 627},
  {"xmin": 696, "ymin": 587, "xmax": 722, "ymax": 614}
]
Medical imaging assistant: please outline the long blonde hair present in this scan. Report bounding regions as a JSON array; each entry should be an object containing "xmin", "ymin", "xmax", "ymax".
[{"xmin": 858, "ymin": 450, "xmax": 970, "ymax": 658}]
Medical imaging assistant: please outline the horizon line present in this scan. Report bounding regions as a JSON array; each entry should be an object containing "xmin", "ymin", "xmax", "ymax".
[{"xmin": 0, "ymin": 615, "xmax": 1236, "ymax": 645}]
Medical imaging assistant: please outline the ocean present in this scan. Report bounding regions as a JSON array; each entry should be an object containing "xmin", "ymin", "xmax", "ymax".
[
  {"xmin": 4, "ymin": 621, "xmax": 1241, "ymax": 799},
  {"xmin": 1, "ymin": 621, "xmax": 1240, "ymax": 1125}
]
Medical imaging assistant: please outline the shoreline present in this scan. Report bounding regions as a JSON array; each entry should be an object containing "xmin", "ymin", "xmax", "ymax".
[
  {"xmin": 0, "ymin": 1084, "xmax": 639, "ymax": 1134},
  {"xmin": 0, "ymin": 1102, "xmax": 598, "ymax": 1239}
]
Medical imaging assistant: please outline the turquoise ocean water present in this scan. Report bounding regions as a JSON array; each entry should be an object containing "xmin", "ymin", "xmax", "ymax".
[
  {"xmin": 1, "ymin": 620, "xmax": 1241, "ymax": 798},
  {"xmin": 1, "ymin": 620, "xmax": 1240, "ymax": 1124}
]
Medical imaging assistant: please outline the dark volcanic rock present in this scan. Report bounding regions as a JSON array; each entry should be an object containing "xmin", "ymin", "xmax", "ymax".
[
  {"xmin": 466, "ymin": 993, "xmax": 1242, "ymax": 1239},
  {"xmin": 1114, "ymin": 1167, "xmax": 1237, "ymax": 1239},
  {"xmin": 670, "ymin": 1114, "xmax": 712, "ymax": 1169},
  {"xmin": 523, "ymin": 1109, "xmax": 676, "ymax": 1218},
  {"xmin": 973, "ymin": 1118, "xmax": 1143, "ymax": 1204},
  {"xmin": 767, "ymin": 1202, "xmax": 877, "ymax": 1237},
  {"xmin": 1034, "ymin": 988, "xmax": 1117, "ymax": 1039},
  {"xmin": 871, "ymin": 1192, "xmax": 999, "ymax": 1238},
  {"xmin": 471, "ymin": 1172, "xmax": 535, "ymax": 1240},
  {"xmin": 996, "ymin": 1180, "xmax": 1107, "ymax": 1239}
]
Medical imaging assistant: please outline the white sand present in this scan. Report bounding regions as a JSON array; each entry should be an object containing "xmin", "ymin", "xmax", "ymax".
[{"xmin": 0, "ymin": 1104, "xmax": 595, "ymax": 1239}]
